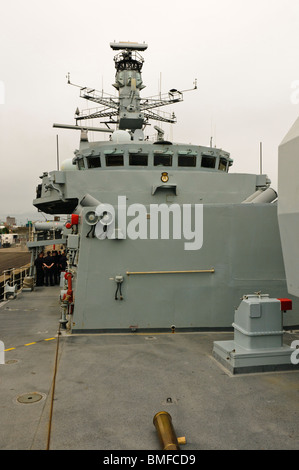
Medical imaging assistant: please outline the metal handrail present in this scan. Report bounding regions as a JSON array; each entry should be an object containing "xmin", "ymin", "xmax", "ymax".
[
  {"xmin": 1, "ymin": 264, "xmax": 31, "ymax": 300},
  {"xmin": 126, "ymin": 268, "xmax": 215, "ymax": 275}
]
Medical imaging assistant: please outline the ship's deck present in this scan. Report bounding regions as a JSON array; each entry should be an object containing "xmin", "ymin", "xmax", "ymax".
[{"xmin": 0, "ymin": 285, "xmax": 298, "ymax": 452}]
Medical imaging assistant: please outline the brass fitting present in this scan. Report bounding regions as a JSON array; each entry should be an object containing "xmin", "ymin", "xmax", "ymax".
[{"xmin": 153, "ymin": 411, "xmax": 186, "ymax": 450}]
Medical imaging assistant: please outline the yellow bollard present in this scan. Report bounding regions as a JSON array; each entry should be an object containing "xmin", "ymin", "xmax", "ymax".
[{"xmin": 153, "ymin": 411, "xmax": 186, "ymax": 450}]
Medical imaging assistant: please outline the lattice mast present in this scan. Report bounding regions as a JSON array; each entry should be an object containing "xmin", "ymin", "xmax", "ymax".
[{"xmin": 71, "ymin": 42, "xmax": 196, "ymax": 134}]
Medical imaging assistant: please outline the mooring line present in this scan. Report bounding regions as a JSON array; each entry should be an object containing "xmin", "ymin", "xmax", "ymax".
[{"xmin": 46, "ymin": 323, "xmax": 61, "ymax": 450}]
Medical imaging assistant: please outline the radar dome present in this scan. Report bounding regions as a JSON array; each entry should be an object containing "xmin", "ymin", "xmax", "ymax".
[
  {"xmin": 111, "ymin": 130, "xmax": 131, "ymax": 143},
  {"xmin": 60, "ymin": 159, "xmax": 77, "ymax": 170}
]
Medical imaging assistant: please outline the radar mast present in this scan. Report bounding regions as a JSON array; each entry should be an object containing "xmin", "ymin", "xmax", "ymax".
[{"xmin": 70, "ymin": 41, "xmax": 197, "ymax": 135}]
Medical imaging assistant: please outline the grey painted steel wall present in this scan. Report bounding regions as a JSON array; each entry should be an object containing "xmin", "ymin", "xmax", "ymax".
[
  {"xmin": 278, "ymin": 115, "xmax": 299, "ymax": 298},
  {"xmin": 33, "ymin": 138, "xmax": 297, "ymax": 331},
  {"xmin": 35, "ymin": 167, "xmax": 267, "ymax": 209},
  {"xmin": 71, "ymin": 203, "xmax": 298, "ymax": 332}
]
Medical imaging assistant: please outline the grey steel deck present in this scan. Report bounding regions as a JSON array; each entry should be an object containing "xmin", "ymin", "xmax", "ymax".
[{"xmin": 0, "ymin": 286, "xmax": 298, "ymax": 451}]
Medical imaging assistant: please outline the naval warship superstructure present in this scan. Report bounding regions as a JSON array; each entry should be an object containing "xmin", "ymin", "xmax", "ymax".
[
  {"xmin": 29, "ymin": 41, "xmax": 299, "ymax": 334},
  {"xmin": 1, "ymin": 41, "xmax": 299, "ymax": 452}
]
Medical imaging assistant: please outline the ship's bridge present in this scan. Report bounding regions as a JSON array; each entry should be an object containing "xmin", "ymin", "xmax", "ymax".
[{"xmin": 73, "ymin": 142, "xmax": 233, "ymax": 173}]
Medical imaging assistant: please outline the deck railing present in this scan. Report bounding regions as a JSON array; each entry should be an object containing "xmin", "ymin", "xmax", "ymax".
[{"xmin": 0, "ymin": 264, "xmax": 31, "ymax": 301}]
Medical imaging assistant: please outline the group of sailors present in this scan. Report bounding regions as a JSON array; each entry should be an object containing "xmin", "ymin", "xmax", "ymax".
[{"xmin": 34, "ymin": 249, "xmax": 67, "ymax": 287}]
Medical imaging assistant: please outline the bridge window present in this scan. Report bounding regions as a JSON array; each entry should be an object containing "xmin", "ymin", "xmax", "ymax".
[
  {"xmin": 154, "ymin": 153, "xmax": 172, "ymax": 166},
  {"xmin": 201, "ymin": 155, "xmax": 216, "ymax": 168},
  {"xmin": 77, "ymin": 158, "xmax": 85, "ymax": 170},
  {"xmin": 87, "ymin": 156, "xmax": 101, "ymax": 168},
  {"xmin": 178, "ymin": 155, "xmax": 197, "ymax": 167},
  {"xmin": 129, "ymin": 153, "xmax": 148, "ymax": 166},
  {"xmin": 218, "ymin": 157, "xmax": 227, "ymax": 171},
  {"xmin": 36, "ymin": 184, "xmax": 42, "ymax": 198},
  {"xmin": 105, "ymin": 154, "xmax": 124, "ymax": 166}
]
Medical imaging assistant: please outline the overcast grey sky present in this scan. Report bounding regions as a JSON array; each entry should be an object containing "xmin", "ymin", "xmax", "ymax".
[{"xmin": 1, "ymin": 0, "xmax": 299, "ymax": 223}]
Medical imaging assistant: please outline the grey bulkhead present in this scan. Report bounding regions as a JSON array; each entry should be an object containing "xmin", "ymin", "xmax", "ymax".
[
  {"xmin": 278, "ymin": 115, "xmax": 299, "ymax": 299},
  {"xmin": 38, "ymin": 142, "xmax": 297, "ymax": 332}
]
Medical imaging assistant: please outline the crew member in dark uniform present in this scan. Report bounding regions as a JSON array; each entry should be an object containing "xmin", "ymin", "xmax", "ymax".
[
  {"xmin": 34, "ymin": 252, "xmax": 44, "ymax": 286},
  {"xmin": 43, "ymin": 251, "xmax": 54, "ymax": 286},
  {"xmin": 59, "ymin": 251, "xmax": 67, "ymax": 273},
  {"xmin": 51, "ymin": 250, "xmax": 60, "ymax": 285}
]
